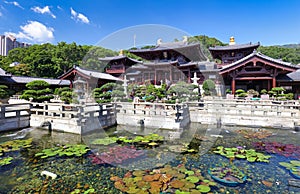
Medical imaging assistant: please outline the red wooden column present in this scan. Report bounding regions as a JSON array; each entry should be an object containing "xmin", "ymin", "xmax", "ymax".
[
  {"xmin": 231, "ymin": 78, "xmax": 236, "ymax": 94},
  {"xmin": 272, "ymin": 78, "xmax": 276, "ymax": 88}
]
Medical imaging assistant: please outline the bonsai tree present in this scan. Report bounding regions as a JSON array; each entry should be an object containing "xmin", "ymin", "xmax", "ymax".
[
  {"xmin": 111, "ymin": 84, "xmax": 127, "ymax": 101},
  {"xmin": 226, "ymin": 88, "xmax": 232, "ymax": 94},
  {"xmin": 247, "ymin": 89, "xmax": 259, "ymax": 97},
  {"xmin": 260, "ymin": 89, "xmax": 268, "ymax": 95},
  {"xmin": 285, "ymin": 93, "xmax": 294, "ymax": 100},
  {"xmin": 167, "ymin": 81, "xmax": 198, "ymax": 102},
  {"xmin": 269, "ymin": 87, "xmax": 286, "ymax": 99},
  {"xmin": 20, "ymin": 80, "xmax": 54, "ymax": 102},
  {"xmin": 202, "ymin": 79, "xmax": 216, "ymax": 96},
  {"xmin": 92, "ymin": 82, "xmax": 129, "ymax": 103},
  {"xmin": 54, "ymin": 87, "xmax": 75, "ymax": 104},
  {"xmin": 235, "ymin": 89, "xmax": 247, "ymax": 98}
]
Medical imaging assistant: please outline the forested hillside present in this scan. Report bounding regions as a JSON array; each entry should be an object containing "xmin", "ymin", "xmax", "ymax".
[
  {"xmin": 258, "ymin": 46, "xmax": 300, "ymax": 65},
  {"xmin": 0, "ymin": 36, "xmax": 299, "ymax": 79},
  {"xmin": 0, "ymin": 42, "xmax": 117, "ymax": 78}
]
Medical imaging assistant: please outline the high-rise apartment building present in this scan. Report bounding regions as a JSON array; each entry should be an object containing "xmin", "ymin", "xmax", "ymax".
[{"xmin": 0, "ymin": 34, "xmax": 30, "ymax": 56}]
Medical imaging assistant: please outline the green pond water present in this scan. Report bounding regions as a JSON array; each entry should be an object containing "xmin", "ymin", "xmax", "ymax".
[{"xmin": 0, "ymin": 123, "xmax": 300, "ymax": 194}]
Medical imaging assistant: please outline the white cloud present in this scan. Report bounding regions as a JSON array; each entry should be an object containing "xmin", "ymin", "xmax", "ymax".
[
  {"xmin": 70, "ymin": 7, "xmax": 90, "ymax": 24},
  {"xmin": 31, "ymin": 6, "xmax": 56, "ymax": 19},
  {"xmin": 5, "ymin": 21, "xmax": 54, "ymax": 43},
  {"xmin": 4, "ymin": 1, "xmax": 24, "ymax": 9}
]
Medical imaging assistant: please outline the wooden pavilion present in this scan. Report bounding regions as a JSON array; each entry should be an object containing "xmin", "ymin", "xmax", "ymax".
[
  {"xmin": 58, "ymin": 66, "xmax": 120, "ymax": 90},
  {"xmin": 209, "ymin": 37, "xmax": 299, "ymax": 94}
]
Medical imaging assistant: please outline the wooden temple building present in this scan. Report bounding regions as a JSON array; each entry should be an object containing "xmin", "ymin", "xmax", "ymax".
[
  {"xmin": 0, "ymin": 67, "xmax": 70, "ymax": 91},
  {"xmin": 55, "ymin": 36, "xmax": 300, "ymax": 98},
  {"xmin": 99, "ymin": 37, "xmax": 219, "ymax": 86},
  {"xmin": 58, "ymin": 66, "xmax": 120, "ymax": 89},
  {"xmin": 209, "ymin": 37, "xmax": 299, "ymax": 94}
]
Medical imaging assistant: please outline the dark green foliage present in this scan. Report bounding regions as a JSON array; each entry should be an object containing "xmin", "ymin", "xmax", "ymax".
[
  {"xmin": 260, "ymin": 89, "xmax": 268, "ymax": 94},
  {"xmin": 60, "ymin": 91, "xmax": 75, "ymax": 104},
  {"xmin": 20, "ymin": 80, "xmax": 53, "ymax": 102},
  {"xmin": 188, "ymin": 35, "xmax": 226, "ymax": 61},
  {"xmin": 167, "ymin": 81, "xmax": 198, "ymax": 102},
  {"xmin": 226, "ymin": 89, "xmax": 232, "ymax": 94},
  {"xmin": 54, "ymin": 87, "xmax": 76, "ymax": 104},
  {"xmin": 258, "ymin": 46, "xmax": 300, "ymax": 64},
  {"xmin": 285, "ymin": 93, "xmax": 294, "ymax": 100},
  {"xmin": 54, "ymin": 87, "xmax": 72, "ymax": 95},
  {"xmin": 25, "ymin": 80, "xmax": 50, "ymax": 90},
  {"xmin": 81, "ymin": 46, "xmax": 118, "ymax": 71},
  {"xmin": 0, "ymin": 85, "xmax": 9, "ymax": 99},
  {"xmin": 99, "ymin": 82, "xmax": 116, "ymax": 92},
  {"xmin": 93, "ymin": 82, "xmax": 119, "ymax": 103},
  {"xmin": 202, "ymin": 79, "xmax": 216, "ymax": 96},
  {"xmin": 270, "ymin": 87, "xmax": 285, "ymax": 98},
  {"xmin": 0, "ymin": 43, "xmax": 118, "ymax": 77},
  {"xmin": 235, "ymin": 89, "xmax": 247, "ymax": 98}
]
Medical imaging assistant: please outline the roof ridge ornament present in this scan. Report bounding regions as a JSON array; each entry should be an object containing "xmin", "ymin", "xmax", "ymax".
[{"xmin": 229, "ymin": 36, "xmax": 236, "ymax": 45}]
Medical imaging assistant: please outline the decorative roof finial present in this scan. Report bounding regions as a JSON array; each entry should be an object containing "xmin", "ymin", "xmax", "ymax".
[
  {"xmin": 119, "ymin": 49, "xmax": 123, "ymax": 56},
  {"xmin": 157, "ymin": 38, "xmax": 162, "ymax": 45},
  {"xmin": 229, "ymin": 36, "xmax": 236, "ymax": 45},
  {"xmin": 183, "ymin": 36, "xmax": 188, "ymax": 43}
]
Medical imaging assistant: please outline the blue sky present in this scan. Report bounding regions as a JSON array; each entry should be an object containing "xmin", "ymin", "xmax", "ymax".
[{"xmin": 0, "ymin": 0, "xmax": 300, "ymax": 50}]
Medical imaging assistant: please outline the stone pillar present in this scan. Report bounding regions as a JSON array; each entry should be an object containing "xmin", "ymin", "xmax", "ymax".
[{"xmin": 123, "ymin": 75, "xmax": 129, "ymax": 98}]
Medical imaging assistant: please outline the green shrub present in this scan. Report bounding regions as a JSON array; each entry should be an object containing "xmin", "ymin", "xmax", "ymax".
[
  {"xmin": 260, "ymin": 89, "xmax": 268, "ymax": 94},
  {"xmin": 20, "ymin": 80, "xmax": 53, "ymax": 102},
  {"xmin": 0, "ymin": 85, "xmax": 9, "ymax": 99},
  {"xmin": 247, "ymin": 89, "xmax": 259, "ymax": 97},
  {"xmin": 285, "ymin": 93, "xmax": 294, "ymax": 100},
  {"xmin": 202, "ymin": 79, "xmax": 216, "ymax": 96}
]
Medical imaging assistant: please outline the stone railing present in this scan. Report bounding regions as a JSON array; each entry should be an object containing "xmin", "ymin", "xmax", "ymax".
[
  {"xmin": 116, "ymin": 102, "xmax": 190, "ymax": 129},
  {"xmin": 30, "ymin": 102, "xmax": 117, "ymax": 134},
  {"xmin": 188, "ymin": 99, "xmax": 300, "ymax": 129},
  {"xmin": 0, "ymin": 103, "xmax": 31, "ymax": 132}
]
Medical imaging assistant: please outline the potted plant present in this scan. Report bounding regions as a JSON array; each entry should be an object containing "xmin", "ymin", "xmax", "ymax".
[
  {"xmin": 235, "ymin": 89, "xmax": 247, "ymax": 99},
  {"xmin": 260, "ymin": 89, "xmax": 269, "ymax": 100}
]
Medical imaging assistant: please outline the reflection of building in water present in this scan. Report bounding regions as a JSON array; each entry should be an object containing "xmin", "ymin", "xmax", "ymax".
[{"xmin": 116, "ymin": 125, "xmax": 183, "ymax": 141}]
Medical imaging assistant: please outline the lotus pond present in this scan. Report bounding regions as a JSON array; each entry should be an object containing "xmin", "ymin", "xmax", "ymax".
[{"xmin": 0, "ymin": 124, "xmax": 300, "ymax": 194}]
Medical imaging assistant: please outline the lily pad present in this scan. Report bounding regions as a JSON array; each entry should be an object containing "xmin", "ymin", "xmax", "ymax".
[
  {"xmin": 186, "ymin": 176, "xmax": 199, "ymax": 183},
  {"xmin": 91, "ymin": 137, "xmax": 117, "ymax": 145},
  {"xmin": 0, "ymin": 157, "xmax": 13, "ymax": 166},
  {"xmin": 196, "ymin": 185, "xmax": 211, "ymax": 193}
]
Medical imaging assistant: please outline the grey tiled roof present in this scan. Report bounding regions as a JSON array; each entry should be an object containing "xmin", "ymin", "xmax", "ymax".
[
  {"xmin": 99, "ymin": 55, "xmax": 140, "ymax": 63},
  {"xmin": 131, "ymin": 43, "xmax": 199, "ymax": 52},
  {"xmin": 209, "ymin": 42, "xmax": 260, "ymax": 51},
  {"xmin": 0, "ymin": 67, "xmax": 10, "ymax": 76},
  {"xmin": 11, "ymin": 76, "xmax": 70, "ymax": 85},
  {"xmin": 197, "ymin": 61, "xmax": 219, "ymax": 72},
  {"xmin": 75, "ymin": 66, "xmax": 120, "ymax": 81},
  {"xmin": 221, "ymin": 51, "xmax": 299, "ymax": 71},
  {"xmin": 278, "ymin": 69, "xmax": 300, "ymax": 81}
]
